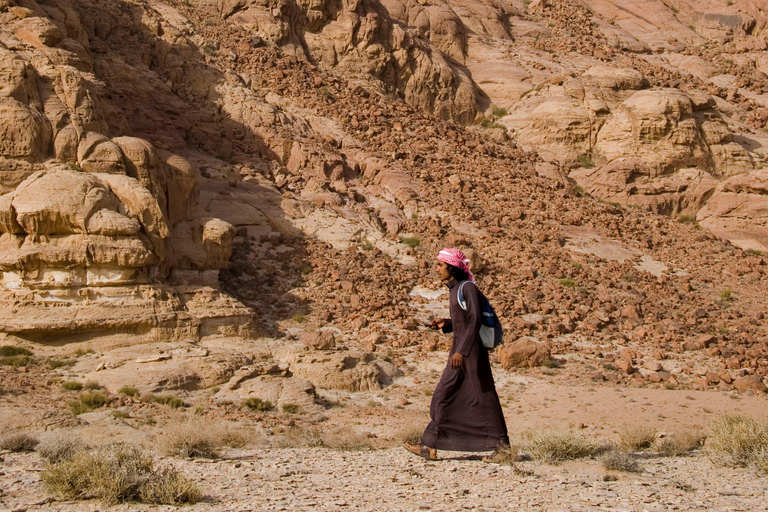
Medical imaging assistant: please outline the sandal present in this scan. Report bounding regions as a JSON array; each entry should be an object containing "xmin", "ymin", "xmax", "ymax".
[{"xmin": 403, "ymin": 443, "xmax": 438, "ymax": 460}]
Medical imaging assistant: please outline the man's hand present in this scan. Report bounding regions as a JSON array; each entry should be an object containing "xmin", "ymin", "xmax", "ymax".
[
  {"xmin": 428, "ymin": 319, "xmax": 445, "ymax": 330},
  {"xmin": 450, "ymin": 353, "xmax": 463, "ymax": 369}
]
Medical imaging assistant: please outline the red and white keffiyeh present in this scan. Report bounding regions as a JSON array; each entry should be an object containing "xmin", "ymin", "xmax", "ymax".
[{"xmin": 437, "ymin": 248, "xmax": 474, "ymax": 282}]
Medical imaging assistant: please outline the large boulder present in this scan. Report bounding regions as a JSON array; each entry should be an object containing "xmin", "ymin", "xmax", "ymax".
[
  {"xmin": 169, "ymin": 217, "xmax": 235, "ymax": 270},
  {"xmin": 0, "ymin": 98, "xmax": 51, "ymax": 160},
  {"xmin": 11, "ymin": 169, "xmax": 118, "ymax": 235},
  {"xmin": 697, "ymin": 170, "xmax": 768, "ymax": 251},
  {"xmin": 77, "ymin": 132, "xmax": 126, "ymax": 174},
  {"xmin": 497, "ymin": 337, "xmax": 551, "ymax": 369}
]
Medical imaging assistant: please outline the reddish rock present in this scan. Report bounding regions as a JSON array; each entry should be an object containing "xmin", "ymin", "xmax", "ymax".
[
  {"xmin": 706, "ymin": 371, "xmax": 721, "ymax": 385},
  {"xmin": 497, "ymin": 337, "xmax": 551, "ymax": 369},
  {"xmin": 301, "ymin": 330, "xmax": 336, "ymax": 350},
  {"xmin": 734, "ymin": 375, "xmax": 768, "ymax": 393}
]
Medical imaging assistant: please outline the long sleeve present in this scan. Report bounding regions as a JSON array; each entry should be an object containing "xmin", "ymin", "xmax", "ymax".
[
  {"xmin": 455, "ymin": 282, "xmax": 482, "ymax": 357},
  {"xmin": 441, "ymin": 318, "xmax": 453, "ymax": 334}
]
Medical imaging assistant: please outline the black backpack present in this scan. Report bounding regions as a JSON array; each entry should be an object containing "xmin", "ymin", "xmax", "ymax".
[{"xmin": 457, "ymin": 281, "xmax": 503, "ymax": 349}]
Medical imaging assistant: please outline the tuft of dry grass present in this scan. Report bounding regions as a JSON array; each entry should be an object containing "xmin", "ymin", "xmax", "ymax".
[
  {"xmin": 156, "ymin": 419, "xmax": 249, "ymax": 458},
  {"xmin": 0, "ymin": 432, "xmax": 39, "ymax": 452},
  {"xmin": 708, "ymin": 414, "xmax": 768, "ymax": 471},
  {"xmin": 395, "ymin": 425, "xmax": 424, "ymax": 446},
  {"xmin": 42, "ymin": 443, "xmax": 200, "ymax": 505},
  {"xmin": 275, "ymin": 425, "xmax": 372, "ymax": 451},
  {"xmin": 618, "ymin": 424, "xmax": 657, "ymax": 452},
  {"xmin": 523, "ymin": 429, "xmax": 598, "ymax": 463},
  {"xmin": 600, "ymin": 448, "xmax": 643, "ymax": 473},
  {"xmin": 37, "ymin": 431, "xmax": 84, "ymax": 463},
  {"xmin": 656, "ymin": 430, "xmax": 706, "ymax": 456}
]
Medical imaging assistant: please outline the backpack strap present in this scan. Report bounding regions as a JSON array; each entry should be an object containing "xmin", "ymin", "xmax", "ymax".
[{"xmin": 457, "ymin": 280, "xmax": 469, "ymax": 310}]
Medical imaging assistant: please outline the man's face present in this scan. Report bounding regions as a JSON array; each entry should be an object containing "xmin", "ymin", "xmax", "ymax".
[{"xmin": 436, "ymin": 260, "xmax": 451, "ymax": 281}]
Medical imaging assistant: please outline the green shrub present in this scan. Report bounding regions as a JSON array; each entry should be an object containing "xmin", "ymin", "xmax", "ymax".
[
  {"xmin": 0, "ymin": 346, "xmax": 32, "ymax": 357},
  {"xmin": 292, "ymin": 313, "xmax": 306, "ymax": 323},
  {"xmin": 119, "ymin": 386, "xmax": 139, "ymax": 397},
  {"xmin": 720, "ymin": 289, "xmax": 733, "ymax": 301},
  {"xmin": 47, "ymin": 358, "xmax": 75, "ymax": 369},
  {"xmin": 151, "ymin": 395, "xmax": 186, "ymax": 408},
  {"xmin": 559, "ymin": 278, "xmax": 577, "ymax": 288},
  {"xmin": 62, "ymin": 381, "xmax": 83, "ymax": 391},
  {"xmin": 243, "ymin": 397, "xmax": 273, "ymax": 412},
  {"xmin": 282, "ymin": 403, "xmax": 300, "ymax": 414},
  {"xmin": 679, "ymin": 214, "xmax": 697, "ymax": 223},
  {"xmin": 41, "ymin": 443, "xmax": 200, "ymax": 505},
  {"xmin": 0, "ymin": 346, "xmax": 34, "ymax": 367},
  {"xmin": 745, "ymin": 249, "xmax": 763, "ymax": 256},
  {"xmin": 400, "ymin": 236, "xmax": 420, "ymax": 248},
  {"xmin": 576, "ymin": 154, "xmax": 594, "ymax": 169},
  {"xmin": 491, "ymin": 106, "xmax": 507, "ymax": 117},
  {"xmin": 70, "ymin": 391, "xmax": 110, "ymax": 415}
]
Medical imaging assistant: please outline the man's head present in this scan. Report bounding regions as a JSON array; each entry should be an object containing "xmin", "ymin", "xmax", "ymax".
[{"xmin": 436, "ymin": 248, "xmax": 474, "ymax": 282}]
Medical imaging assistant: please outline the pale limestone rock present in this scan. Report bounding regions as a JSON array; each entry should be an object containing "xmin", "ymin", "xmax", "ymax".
[
  {"xmin": 697, "ymin": 170, "xmax": 768, "ymax": 251},
  {"xmin": 12, "ymin": 169, "xmax": 118, "ymax": 235},
  {"xmin": 12, "ymin": 16, "xmax": 63, "ymax": 47},
  {"xmin": 286, "ymin": 351, "xmax": 383, "ymax": 392},
  {"xmin": 0, "ymin": 192, "xmax": 22, "ymax": 234},
  {"xmin": 85, "ymin": 209, "xmax": 140, "ymax": 236},
  {"xmin": 53, "ymin": 124, "xmax": 78, "ymax": 162},
  {"xmin": 515, "ymin": 97, "xmax": 592, "ymax": 161},
  {"xmin": 77, "ymin": 132, "xmax": 125, "ymax": 174},
  {"xmin": 169, "ymin": 217, "xmax": 235, "ymax": 270},
  {"xmin": 0, "ymin": 98, "xmax": 50, "ymax": 160}
]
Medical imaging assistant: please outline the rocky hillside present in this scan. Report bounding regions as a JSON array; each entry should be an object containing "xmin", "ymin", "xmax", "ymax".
[{"xmin": 0, "ymin": 0, "xmax": 767, "ymax": 400}]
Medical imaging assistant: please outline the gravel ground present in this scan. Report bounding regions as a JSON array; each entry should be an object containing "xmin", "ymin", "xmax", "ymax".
[{"xmin": 3, "ymin": 447, "xmax": 768, "ymax": 512}]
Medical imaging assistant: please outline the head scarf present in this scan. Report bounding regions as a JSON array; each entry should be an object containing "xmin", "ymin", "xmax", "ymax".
[{"xmin": 437, "ymin": 248, "xmax": 474, "ymax": 282}]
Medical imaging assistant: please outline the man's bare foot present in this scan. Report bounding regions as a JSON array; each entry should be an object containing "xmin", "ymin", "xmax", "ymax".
[{"xmin": 403, "ymin": 443, "xmax": 438, "ymax": 460}]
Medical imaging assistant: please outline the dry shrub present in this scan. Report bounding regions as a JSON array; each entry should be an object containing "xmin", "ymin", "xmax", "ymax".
[
  {"xmin": 656, "ymin": 430, "xmax": 706, "ymax": 456},
  {"xmin": 275, "ymin": 425, "xmax": 372, "ymax": 451},
  {"xmin": 37, "ymin": 431, "xmax": 84, "ymax": 463},
  {"xmin": 708, "ymin": 414, "xmax": 768, "ymax": 471},
  {"xmin": 42, "ymin": 443, "xmax": 199, "ymax": 505},
  {"xmin": 523, "ymin": 429, "xmax": 598, "ymax": 463},
  {"xmin": 395, "ymin": 424, "xmax": 424, "ymax": 446},
  {"xmin": 156, "ymin": 419, "xmax": 249, "ymax": 458},
  {"xmin": 618, "ymin": 424, "xmax": 657, "ymax": 452},
  {"xmin": 138, "ymin": 467, "xmax": 202, "ymax": 505},
  {"xmin": 274, "ymin": 425, "xmax": 325, "ymax": 448},
  {"xmin": 321, "ymin": 426, "xmax": 373, "ymax": 451},
  {"xmin": 600, "ymin": 448, "xmax": 642, "ymax": 473},
  {"xmin": 0, "ymin": 432, "xmax": 39, "ymax": 452}
]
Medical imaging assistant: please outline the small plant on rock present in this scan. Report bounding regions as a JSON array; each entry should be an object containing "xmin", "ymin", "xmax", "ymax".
[
  {"xmin": 62, "ymin": 381, "xmax": 83, "ymax": 391},
  {"xmin": 282, "ymin": 403, "xmax": 300, "ymax": 414},
  {"xmin": 243, "ymin": 397, "xmax": 273, "ymax": 412},
  {"xmin": 157, "ymin": 419, "xmax": 248, "ymax": 459},
  {"xmin": 70, "ymin": 390, "xmax": 110, "ymax": 415},
  {"xmin": 119, "ymin": 386, "xmax": 139, "ymax": 397},
  {"xmin": 151, "ymin": 395, "xmax": 186, "ymax": 409},
  {"xmin": 400, "ymin": 236, "xmax": 420, "ymax": 248},
  {"xmin": 559, "ymin": 278, "xmax": 577, "ymax": 288},
  {"xmin": 0, "ymin": 346, "xmax": 34, "ymax": 367}
]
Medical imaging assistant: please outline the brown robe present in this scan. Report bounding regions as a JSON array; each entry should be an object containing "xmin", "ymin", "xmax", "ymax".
[{"xmin": 420, "ymin": 279, "xmax": 510, "ymax": 452}]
